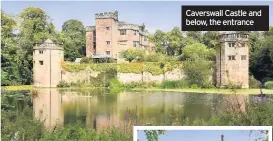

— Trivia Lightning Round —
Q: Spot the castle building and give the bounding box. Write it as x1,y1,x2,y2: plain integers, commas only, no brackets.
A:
216,31,249,88
33,39,64,87
86,11,155,62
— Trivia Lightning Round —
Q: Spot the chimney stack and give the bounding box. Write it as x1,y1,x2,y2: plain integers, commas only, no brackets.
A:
221,135,224,141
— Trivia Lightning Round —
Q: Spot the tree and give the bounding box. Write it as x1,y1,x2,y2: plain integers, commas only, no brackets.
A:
11,7,61,85
1,11,21,85
181,43,215,87
120,49,145,62
203,31,221,49
262,26,273,37
179,43,215,61
144,130,165,141
62,19,86,61
149,30,167,54
186,31,203,43
166,27,183,55
250,36,273,83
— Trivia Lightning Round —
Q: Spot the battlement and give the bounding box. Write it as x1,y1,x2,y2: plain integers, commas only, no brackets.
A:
118,23,139,30
95,11,118,20
220,31,249,42
86,26,96,32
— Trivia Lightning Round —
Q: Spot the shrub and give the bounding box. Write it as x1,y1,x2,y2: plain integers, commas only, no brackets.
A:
190,84,199,89
80,57,93,64
109,78,123,88
57,81,70,87
117,63,143,74
144,53,175,63
249,75,261,88
161,80,189,89
143,62,163,75
225,82,242,89
122,81,157,89
183,59,212,87
120,48,145,62
202,82,215,88
264,81,273,89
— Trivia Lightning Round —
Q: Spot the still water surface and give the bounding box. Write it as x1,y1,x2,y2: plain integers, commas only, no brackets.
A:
31,89,250,130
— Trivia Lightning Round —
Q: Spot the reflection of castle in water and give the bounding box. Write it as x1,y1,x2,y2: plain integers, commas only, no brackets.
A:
33,89,249,130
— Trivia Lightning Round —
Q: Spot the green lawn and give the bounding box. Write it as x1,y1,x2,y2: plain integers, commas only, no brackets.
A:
2,85,273,95
133,88,273,95
1,85,33,91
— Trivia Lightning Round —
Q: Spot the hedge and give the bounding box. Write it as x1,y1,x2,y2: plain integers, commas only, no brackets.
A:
61,61,182,75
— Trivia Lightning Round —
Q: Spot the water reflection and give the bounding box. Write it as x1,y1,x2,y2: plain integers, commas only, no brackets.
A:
32,89,250,130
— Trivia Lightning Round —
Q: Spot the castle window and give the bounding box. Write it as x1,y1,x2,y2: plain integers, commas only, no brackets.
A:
119,41,127,45
228,55,236,60
133,30,137,35
39,61,44,65
228,43,235,47
106,27,110,30
39,50,43,54
241,55,247,60
106,41,110,45
120,30,126,35
106,51,110,55
133,41,138,47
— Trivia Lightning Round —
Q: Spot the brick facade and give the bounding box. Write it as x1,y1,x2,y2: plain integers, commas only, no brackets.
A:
86,11,155,60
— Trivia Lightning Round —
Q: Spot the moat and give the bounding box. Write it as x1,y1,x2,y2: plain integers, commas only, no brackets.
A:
2,89,260,130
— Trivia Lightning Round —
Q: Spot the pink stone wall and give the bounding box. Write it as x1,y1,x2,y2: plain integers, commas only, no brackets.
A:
96,18,117,56
86,31,94,57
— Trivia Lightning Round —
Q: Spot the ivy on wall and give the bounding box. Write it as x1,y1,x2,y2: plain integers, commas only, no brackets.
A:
61,61,183,75
117,63,143,74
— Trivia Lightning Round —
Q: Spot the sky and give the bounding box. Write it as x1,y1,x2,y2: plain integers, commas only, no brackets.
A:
137,130,268,141
2,1,273,33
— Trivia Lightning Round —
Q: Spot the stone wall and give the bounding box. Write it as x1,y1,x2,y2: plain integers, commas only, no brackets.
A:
61,68,186,84
61,69,100,83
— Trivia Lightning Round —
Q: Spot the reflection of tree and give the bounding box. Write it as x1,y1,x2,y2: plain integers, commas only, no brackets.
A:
181,93,212,123
63,102,87,125
211,94,224,115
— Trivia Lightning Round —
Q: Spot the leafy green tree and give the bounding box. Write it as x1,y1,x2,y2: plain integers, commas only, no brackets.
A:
179,43,215,61
120,49,145,62
80,56,93,64
144,130,165,141
149,30,167,54
181,43,215,87
202,31,221,49
186,31,203,43
166,27,183,55
1,11,21,85
263,26,273,37
16,7,60,85
248,31,261,54
250,36,273,83
62,19,86,61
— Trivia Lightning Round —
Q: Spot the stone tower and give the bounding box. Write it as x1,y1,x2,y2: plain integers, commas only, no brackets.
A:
95,11,119,58
216,31,249,88
33,39,64,87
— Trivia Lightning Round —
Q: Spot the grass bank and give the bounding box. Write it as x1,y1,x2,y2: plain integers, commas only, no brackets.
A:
2,85,273,95
132,88,273,95
1,85,33,91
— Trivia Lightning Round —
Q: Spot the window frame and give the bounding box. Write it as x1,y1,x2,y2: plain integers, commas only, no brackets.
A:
120,29,126,35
